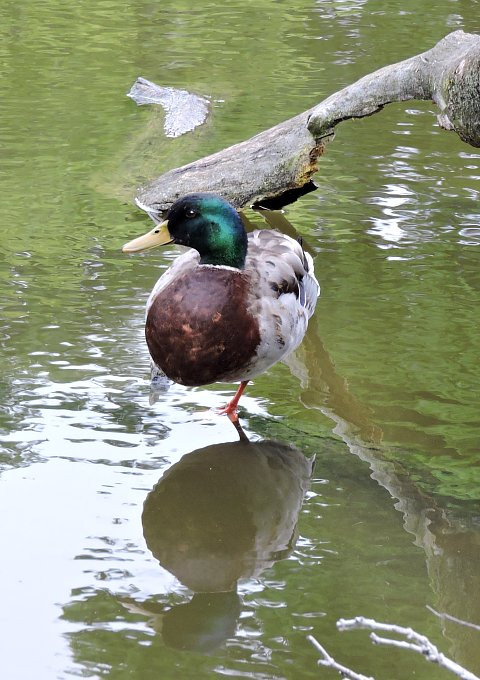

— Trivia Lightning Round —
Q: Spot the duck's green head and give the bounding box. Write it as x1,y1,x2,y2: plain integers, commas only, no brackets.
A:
123,194,248,269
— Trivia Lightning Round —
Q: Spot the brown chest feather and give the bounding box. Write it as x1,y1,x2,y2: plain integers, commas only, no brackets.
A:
146,267,261,386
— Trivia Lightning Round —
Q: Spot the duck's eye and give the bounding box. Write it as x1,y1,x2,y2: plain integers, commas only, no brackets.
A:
185,208,197,219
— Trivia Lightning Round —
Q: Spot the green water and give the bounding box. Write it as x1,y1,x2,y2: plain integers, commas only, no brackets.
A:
1,1,480,678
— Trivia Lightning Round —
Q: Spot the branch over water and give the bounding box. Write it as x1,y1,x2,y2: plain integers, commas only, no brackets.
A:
133,30,480,213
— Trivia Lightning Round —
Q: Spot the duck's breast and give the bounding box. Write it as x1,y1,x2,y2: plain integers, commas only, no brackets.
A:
146,266,261,386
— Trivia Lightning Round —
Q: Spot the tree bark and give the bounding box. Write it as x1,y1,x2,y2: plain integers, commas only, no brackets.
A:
135,30,480,214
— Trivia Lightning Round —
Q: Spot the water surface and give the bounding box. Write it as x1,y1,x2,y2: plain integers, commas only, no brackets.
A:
1,1,480,678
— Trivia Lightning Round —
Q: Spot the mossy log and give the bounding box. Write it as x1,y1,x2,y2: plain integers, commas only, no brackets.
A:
135,30,480,214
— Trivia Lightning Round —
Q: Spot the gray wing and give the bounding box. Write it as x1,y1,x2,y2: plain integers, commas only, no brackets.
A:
246,229,319,318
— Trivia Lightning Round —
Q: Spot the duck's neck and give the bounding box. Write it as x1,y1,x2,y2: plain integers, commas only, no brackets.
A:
199,218,248,269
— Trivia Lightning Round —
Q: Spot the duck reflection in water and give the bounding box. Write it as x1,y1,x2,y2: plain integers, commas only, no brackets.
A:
126,437,314,652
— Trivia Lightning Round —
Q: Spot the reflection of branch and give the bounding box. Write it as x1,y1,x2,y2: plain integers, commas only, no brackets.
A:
427,605,480,633
307,634,374,680
256,207,384,447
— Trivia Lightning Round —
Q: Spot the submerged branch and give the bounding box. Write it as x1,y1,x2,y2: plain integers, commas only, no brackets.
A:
336,617,480,680
309,616,480,680
127,77,210,138
307,635,374,680
134,30,480,213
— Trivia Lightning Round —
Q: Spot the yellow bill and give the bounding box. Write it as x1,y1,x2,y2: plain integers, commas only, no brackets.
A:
122,220,173,253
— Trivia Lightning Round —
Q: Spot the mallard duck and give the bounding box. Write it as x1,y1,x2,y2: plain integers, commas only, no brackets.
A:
122,193,319,422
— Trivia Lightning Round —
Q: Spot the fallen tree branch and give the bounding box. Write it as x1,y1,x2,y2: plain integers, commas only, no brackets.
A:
307,30,480,143
134,30,480,214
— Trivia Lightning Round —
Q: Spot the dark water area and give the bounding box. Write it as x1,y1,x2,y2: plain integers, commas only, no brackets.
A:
1,0,480,678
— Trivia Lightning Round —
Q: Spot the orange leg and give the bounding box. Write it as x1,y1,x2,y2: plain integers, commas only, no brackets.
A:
216,380,249,423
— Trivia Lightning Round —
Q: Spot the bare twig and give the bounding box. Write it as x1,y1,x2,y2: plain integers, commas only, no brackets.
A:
307,635,375,680
337,617,480,680
427,605,480,633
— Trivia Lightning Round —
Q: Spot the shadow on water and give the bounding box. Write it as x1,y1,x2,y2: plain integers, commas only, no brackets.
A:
121,438,314,653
